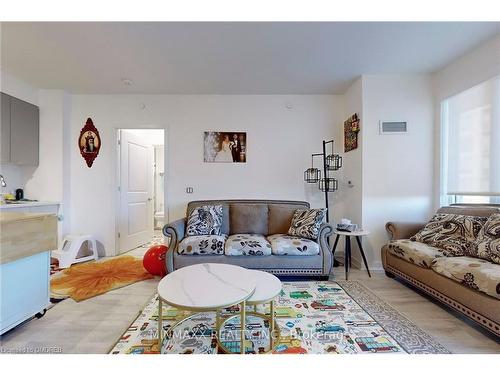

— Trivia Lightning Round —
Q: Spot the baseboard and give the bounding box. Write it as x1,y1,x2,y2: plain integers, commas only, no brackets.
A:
335,254,384,271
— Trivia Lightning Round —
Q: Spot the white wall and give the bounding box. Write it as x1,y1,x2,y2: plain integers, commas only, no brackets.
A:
24,90,67,202
338,78,363,225
360,75,434,269
0,71,39,195
6,34,496,265
433,35,500,102
0,76,73,243
330,78,363,262
154,144,165,215
332,75,434,270
24,90,73,239
0,71,439,268
0,71,38,105
432,34,500,207
0,164,24,195
0,72,72,239
69,95,343,255
62,92,72,235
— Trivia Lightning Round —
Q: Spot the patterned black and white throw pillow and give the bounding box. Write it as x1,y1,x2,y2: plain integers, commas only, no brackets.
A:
410,213,487,256
467,213,500,264
186,205,223,236
288,208,326,240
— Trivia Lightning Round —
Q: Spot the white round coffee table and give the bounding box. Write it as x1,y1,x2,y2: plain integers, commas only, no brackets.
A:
157,263,256,353
217,270,282,354
246,270,282,305
332,229,371,280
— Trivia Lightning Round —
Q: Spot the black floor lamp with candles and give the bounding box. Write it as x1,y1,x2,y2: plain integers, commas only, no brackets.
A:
303,139,342,264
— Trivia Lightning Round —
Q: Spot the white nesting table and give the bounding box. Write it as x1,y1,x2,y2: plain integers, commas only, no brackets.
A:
217,270,282,354
157,263,256,353
332,229,371,280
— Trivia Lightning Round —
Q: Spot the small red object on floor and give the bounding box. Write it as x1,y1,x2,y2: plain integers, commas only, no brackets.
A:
143,245,168,277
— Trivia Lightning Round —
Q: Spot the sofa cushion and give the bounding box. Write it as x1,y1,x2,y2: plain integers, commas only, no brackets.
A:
288,208,326,240
268,234,320,256
467,213,500,265
225,234,272,256
410,213,487,256
431,256,500,300
386,239,447,268
229,204,269,235
178,235,227,255
186,205,223,236
268,205,298,235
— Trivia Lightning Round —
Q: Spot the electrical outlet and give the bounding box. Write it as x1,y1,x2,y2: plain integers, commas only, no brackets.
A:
186,187,194,194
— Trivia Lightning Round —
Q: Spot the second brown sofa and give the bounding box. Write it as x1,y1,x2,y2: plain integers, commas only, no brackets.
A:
382,204,500,337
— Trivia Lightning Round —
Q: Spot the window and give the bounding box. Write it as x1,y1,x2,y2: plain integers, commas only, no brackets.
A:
441,76,500,205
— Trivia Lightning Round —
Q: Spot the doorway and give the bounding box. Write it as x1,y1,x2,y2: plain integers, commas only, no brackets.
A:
116,129,165,254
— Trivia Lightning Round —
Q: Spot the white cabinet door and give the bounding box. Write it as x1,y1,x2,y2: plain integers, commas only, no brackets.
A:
0,251,50,335
0,204,61,246
118,130,154,253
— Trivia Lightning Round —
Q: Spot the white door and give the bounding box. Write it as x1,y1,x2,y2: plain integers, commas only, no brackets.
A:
118,130,154,253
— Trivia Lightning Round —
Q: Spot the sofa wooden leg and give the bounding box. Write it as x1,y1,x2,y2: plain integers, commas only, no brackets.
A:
384,270,395,278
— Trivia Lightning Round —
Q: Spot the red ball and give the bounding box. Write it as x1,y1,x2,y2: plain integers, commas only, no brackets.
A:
143,245,168,277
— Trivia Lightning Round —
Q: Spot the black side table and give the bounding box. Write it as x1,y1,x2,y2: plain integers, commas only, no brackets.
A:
332,229,371,280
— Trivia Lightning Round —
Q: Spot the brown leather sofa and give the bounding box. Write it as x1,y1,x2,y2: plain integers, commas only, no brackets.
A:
382,205,500,337
164,199,333,278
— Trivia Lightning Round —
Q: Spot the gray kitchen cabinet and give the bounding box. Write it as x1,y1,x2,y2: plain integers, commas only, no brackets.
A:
1,93,11,163
10,96,39,165
0,93,39,166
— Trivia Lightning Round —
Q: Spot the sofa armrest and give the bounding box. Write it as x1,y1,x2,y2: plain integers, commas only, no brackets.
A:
318,223,334,275
163,218,186,273
163,218,186,244
385,221,425,240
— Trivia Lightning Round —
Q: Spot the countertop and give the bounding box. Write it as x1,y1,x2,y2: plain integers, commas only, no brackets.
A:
0,211,57,223
0,201,60,209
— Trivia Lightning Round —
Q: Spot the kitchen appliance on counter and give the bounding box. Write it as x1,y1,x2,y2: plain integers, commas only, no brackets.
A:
15,188,23,201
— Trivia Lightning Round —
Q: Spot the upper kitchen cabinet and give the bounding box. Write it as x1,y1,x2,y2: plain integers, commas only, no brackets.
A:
0,92,39,166
10,96,39,166
1,93,11,163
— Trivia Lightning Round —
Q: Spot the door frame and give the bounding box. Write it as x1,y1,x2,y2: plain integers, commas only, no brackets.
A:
114,127,168,256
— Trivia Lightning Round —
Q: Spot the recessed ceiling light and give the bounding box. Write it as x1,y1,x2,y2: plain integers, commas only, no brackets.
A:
121,78,133,86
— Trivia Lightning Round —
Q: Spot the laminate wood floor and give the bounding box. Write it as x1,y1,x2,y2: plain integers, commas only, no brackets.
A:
1,259,498,354
331,269,499,354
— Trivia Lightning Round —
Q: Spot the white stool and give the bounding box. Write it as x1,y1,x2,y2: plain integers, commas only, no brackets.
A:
52,235,98,268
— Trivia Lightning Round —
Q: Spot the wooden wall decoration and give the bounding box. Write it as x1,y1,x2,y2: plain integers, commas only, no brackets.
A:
78,118,101,167
344,113,360,152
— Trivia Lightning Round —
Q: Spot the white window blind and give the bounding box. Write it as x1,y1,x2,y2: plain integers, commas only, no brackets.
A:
441,76,500,200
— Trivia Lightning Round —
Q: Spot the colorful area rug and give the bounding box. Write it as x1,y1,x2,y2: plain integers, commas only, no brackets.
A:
51,256,154,302
109,280,450,354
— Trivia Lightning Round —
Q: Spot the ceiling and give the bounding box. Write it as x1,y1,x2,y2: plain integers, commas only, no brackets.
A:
1,22,499,94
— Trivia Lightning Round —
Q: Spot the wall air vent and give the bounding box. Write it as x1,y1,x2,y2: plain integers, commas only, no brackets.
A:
379,121,408,135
